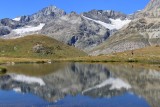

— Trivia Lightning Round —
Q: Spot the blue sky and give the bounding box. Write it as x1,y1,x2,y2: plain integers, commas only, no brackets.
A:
0,0,149,19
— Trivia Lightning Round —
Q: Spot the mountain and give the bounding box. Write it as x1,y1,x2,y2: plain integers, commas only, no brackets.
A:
90,0,160,55
20,5,66,24
41,12,110,52
0,34,87,58
0,6,66,38
134,0,160,18
81,10,131,33
0,6,130,52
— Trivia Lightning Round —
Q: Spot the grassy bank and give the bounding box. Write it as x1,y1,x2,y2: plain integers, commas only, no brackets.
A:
55,46,160,64
0,57,50,64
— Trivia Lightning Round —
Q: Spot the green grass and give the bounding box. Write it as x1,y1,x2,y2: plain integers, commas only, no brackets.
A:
0,34,87,59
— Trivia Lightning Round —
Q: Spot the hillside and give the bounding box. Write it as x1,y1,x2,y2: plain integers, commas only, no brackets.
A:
0,35,87,59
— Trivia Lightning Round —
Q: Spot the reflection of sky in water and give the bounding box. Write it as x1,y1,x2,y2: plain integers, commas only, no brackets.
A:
54,94,150,107
0,90,48,106
0,90,150,107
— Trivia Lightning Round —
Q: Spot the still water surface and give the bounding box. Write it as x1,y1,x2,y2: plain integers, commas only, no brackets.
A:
0,62,159,107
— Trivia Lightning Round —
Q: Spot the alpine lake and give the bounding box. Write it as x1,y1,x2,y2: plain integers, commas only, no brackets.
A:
0,62,159,107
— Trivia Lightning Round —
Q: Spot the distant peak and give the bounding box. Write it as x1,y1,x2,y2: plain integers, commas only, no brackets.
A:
41,5,58,12
44,5,57,10
34,5,66,17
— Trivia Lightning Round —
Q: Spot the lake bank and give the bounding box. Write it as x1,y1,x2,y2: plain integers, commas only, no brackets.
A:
0,54,159,65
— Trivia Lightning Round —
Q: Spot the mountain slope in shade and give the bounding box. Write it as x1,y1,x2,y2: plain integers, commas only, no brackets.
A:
0,34,87,58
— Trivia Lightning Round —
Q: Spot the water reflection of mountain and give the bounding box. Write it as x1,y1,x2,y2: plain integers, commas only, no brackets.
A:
0,63,160,107
104,63,160,107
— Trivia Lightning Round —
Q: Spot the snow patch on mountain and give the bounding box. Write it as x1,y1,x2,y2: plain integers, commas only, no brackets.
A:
13,23,45,35
82,15,131,30
13,17,21,21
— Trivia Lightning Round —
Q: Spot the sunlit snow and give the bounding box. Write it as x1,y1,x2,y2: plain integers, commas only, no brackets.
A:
82,15,131,30
13,17,21,21
13,23,45,34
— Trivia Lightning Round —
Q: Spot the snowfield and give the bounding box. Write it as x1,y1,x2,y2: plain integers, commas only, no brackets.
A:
82,15,131,30
13,23,45,35
13,17,21,21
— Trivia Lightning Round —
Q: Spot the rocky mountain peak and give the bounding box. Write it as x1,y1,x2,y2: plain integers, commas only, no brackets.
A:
39,5,65,16
144,0,160,17
82,10,128,23
20,5,66,24
134,0,160,18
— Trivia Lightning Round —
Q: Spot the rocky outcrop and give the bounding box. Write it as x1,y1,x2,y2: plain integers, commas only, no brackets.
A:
0,18,22,29
0,26,11,36
32,44,53,55
82,10,128,23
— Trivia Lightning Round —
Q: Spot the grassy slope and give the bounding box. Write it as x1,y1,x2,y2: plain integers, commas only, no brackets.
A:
0,35,87,60
58,46,160,64
0,35,159,64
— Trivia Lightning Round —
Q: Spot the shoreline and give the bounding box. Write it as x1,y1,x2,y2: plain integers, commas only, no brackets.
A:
0,55,159,65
